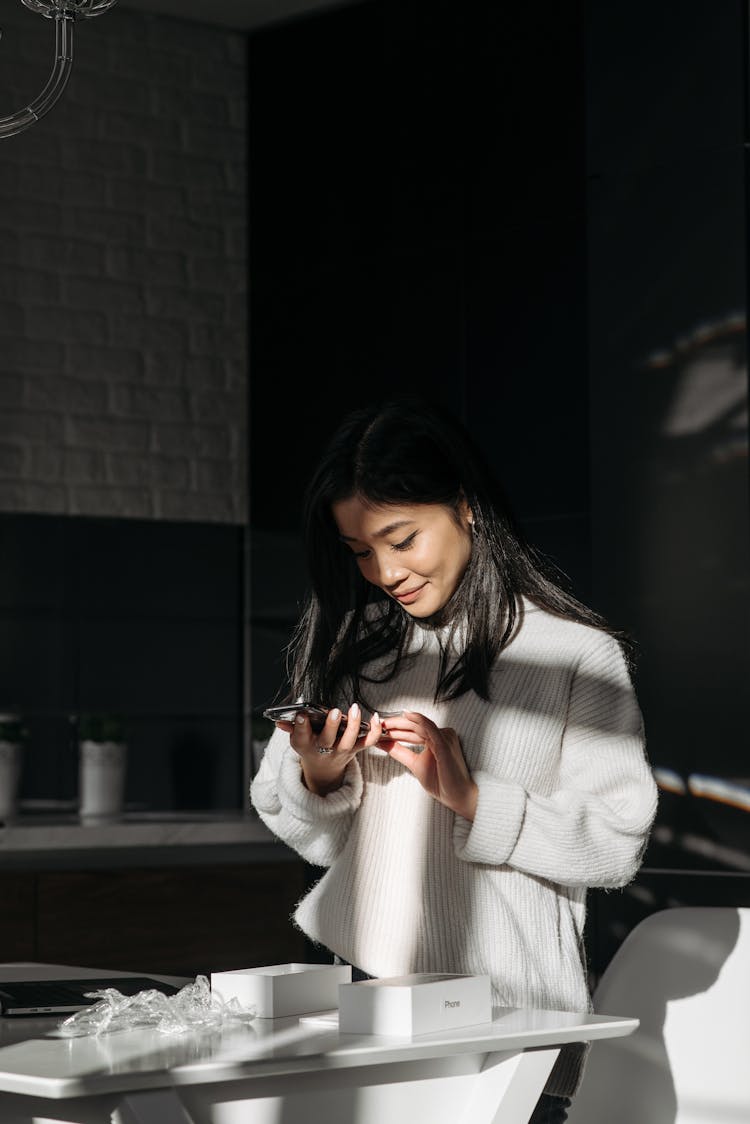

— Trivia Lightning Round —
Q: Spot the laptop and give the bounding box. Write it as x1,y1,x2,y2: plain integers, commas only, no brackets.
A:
0,975,182,1016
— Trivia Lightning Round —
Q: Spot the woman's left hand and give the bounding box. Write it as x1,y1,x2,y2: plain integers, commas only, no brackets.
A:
379,711,478,821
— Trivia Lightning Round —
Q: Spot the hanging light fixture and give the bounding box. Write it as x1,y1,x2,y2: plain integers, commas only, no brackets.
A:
0,0,116,140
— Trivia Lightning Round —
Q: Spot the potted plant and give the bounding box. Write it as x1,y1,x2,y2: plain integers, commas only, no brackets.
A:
78,713,125,745
76,712,127,824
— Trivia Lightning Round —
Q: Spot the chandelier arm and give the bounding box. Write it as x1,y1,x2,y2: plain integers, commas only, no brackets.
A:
0,13,75,139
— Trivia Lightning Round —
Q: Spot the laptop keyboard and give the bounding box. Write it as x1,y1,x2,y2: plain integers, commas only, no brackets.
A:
0,977,180,1014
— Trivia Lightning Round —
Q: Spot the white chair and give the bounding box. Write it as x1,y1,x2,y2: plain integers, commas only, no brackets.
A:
567,906,750,1124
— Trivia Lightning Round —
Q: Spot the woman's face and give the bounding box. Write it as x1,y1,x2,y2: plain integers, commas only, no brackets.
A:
332,496,474,618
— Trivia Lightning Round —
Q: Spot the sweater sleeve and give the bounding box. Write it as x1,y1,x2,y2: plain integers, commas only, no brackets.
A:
453,631,659,887
249,726,364,868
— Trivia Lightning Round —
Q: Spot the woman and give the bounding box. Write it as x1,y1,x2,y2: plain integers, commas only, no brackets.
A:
250,395,658,1123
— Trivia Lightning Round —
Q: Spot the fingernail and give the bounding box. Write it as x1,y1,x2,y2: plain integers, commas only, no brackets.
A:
296,714,306,724
330,708,341,720
350,702,360,717
373,711,380,725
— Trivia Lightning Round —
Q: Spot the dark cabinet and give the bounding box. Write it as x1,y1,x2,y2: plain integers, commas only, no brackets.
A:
0,861,307,977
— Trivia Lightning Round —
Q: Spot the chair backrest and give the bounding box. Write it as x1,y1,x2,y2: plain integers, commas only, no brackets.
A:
567,906,750,1124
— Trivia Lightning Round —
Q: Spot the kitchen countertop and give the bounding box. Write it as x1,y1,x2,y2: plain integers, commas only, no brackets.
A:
0,811,297,869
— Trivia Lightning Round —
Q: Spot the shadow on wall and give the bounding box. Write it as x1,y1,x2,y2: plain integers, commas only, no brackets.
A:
630,313,750,847
648,767,750,872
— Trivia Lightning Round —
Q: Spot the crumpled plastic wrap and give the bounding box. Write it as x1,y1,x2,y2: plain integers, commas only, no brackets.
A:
57,974,256,1037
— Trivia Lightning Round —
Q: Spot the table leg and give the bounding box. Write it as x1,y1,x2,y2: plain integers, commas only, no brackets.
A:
458,1047,560,1123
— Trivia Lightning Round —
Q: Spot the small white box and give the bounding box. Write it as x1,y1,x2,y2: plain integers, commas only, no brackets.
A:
211,962,352,1018
338,972,493,1036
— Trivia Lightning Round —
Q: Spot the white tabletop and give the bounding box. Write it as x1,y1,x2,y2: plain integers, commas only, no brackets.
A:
0,963,638,1101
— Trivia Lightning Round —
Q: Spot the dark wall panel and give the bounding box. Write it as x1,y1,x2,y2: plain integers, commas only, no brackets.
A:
585,0,750,888
0,514,244,811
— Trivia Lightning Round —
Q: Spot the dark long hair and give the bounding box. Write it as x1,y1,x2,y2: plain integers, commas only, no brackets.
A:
284,395,632,708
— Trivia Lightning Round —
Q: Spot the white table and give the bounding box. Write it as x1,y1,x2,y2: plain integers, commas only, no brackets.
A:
0,963,638,1124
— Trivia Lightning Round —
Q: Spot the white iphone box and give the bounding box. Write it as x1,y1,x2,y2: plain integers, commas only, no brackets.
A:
338,972,493,1036
210,962,352,1018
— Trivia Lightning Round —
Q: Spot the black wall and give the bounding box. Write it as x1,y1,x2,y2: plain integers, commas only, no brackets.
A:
248,0,590,710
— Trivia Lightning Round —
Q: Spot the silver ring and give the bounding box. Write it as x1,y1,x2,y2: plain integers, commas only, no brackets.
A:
317,745,333,755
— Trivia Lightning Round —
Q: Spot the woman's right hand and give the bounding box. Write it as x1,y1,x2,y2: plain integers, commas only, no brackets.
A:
275,704,384,796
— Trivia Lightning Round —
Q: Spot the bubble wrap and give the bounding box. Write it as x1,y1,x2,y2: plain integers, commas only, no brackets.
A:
58,974,256,1037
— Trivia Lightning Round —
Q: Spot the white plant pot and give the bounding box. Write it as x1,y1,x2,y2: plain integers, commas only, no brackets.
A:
79,739,127,824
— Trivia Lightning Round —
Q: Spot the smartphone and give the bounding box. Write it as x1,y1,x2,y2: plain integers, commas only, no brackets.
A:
262,703,370,739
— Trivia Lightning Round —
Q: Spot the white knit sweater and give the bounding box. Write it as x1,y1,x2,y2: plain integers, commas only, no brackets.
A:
250,603,658,1096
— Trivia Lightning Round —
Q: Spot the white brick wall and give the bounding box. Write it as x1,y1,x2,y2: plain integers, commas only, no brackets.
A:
0,2,247,523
